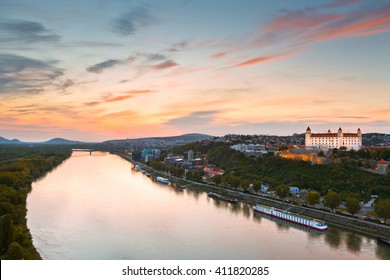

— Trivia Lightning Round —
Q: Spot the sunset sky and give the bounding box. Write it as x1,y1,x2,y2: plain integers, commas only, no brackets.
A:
1,0,390,142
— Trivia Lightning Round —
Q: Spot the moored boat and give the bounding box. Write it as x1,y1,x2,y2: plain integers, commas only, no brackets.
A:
253,204,328,231
208,192,238,203
377,237,390,246
156,176,169,184
134,165,141,171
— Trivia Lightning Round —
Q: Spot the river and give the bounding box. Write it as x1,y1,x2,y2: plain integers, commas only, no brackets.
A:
27,152,390,259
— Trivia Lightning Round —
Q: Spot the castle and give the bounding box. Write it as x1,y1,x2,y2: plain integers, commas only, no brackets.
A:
305,127,362,150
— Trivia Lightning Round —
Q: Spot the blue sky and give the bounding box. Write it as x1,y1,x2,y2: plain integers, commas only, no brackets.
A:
1,0,390,141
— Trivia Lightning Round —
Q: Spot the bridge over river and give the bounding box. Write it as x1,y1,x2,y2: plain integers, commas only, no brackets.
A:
71,148,95,155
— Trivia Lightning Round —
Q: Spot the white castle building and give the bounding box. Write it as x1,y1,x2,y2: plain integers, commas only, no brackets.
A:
305,127,362,150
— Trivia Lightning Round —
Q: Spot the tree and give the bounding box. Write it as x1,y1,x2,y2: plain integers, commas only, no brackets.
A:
318,151,325,157
226,174,240,189
0,214,14,254
324,190,341,213
5,242,24,260
306,191,321,207
252,180,261,193
346,197,361,216
275,184,290,200
212,174,222,185
241,179,250,192
375,199,390,224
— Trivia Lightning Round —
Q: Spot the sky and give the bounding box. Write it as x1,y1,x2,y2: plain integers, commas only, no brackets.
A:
1,0,390,142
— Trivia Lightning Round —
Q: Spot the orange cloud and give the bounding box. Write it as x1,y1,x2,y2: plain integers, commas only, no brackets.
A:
105,95,135,102
234,52,293,67
126,89,157,94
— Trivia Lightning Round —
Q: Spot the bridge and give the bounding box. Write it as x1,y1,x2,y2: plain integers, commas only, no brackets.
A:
72,148,95,155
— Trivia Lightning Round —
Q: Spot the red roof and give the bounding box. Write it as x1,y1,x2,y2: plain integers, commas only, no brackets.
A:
311,133,358,137
378,159,388,165
311,133,337,137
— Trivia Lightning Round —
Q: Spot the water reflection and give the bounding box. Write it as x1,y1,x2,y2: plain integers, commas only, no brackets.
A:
376,242,390,259
27,152,390,260
346,233,362,253
324,227,342,249
242,204,251,218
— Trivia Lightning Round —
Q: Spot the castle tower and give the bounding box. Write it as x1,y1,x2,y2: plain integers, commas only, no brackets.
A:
357,128,362,147
337,127,343,148
305,127,311,148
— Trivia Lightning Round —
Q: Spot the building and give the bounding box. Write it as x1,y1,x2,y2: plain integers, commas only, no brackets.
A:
305,127,362,150
280,147,328,165
203,167,224,177
141,149,161,162
377,159,389,175
188,150,194,160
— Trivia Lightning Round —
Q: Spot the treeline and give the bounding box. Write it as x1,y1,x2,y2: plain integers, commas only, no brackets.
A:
0,145,72,259
172,142,390,199
148,160,185,177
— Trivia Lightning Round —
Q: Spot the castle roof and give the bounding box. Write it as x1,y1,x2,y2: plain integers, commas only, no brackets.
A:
306,126,311,132
311,133,337,137
310,133,359,137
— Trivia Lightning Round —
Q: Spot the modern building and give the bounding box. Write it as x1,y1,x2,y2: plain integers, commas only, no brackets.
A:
305,127,362,150
141,149,161,162
188,150,194,160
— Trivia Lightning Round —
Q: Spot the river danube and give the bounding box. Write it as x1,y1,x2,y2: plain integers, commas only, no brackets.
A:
27,152,390,259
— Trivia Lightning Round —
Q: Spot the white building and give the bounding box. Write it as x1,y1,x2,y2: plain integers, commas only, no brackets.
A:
305,127,362,150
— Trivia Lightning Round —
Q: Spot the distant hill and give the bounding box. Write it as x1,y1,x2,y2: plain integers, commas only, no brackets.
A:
103,133,213,144
151,133,213,141
0,136,23,144
42,138,85,145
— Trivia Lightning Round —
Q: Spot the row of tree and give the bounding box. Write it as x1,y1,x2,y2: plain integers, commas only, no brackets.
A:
0,145,72,259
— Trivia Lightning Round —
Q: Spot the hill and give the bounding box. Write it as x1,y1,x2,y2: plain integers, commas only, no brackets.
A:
102,133,213,147
150,133,213,141
42,138,85,145
0,137,23,144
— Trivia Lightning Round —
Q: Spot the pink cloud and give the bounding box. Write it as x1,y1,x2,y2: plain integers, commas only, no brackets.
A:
259,4,390,46
234,52,294,68
153,60,178,70
210,52,228,59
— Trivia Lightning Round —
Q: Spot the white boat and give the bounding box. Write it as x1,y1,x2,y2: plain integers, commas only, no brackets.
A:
156,177,169,184
134,165,141,171
253,204,328,231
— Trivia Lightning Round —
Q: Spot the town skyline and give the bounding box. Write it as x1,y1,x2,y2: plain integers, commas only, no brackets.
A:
1,0,390,142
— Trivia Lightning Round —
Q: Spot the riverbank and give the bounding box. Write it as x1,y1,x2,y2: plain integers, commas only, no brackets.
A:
0,145,73,260
116,152,390,239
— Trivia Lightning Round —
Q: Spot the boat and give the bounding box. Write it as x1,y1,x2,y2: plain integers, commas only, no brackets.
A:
253,204,328,231
134,165,141,171
253,212,326,235
207,192,238,203
156,176,169,184
377,237,390,246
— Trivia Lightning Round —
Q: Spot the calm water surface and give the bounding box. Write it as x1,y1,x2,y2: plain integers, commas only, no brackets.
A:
27,152,390,259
